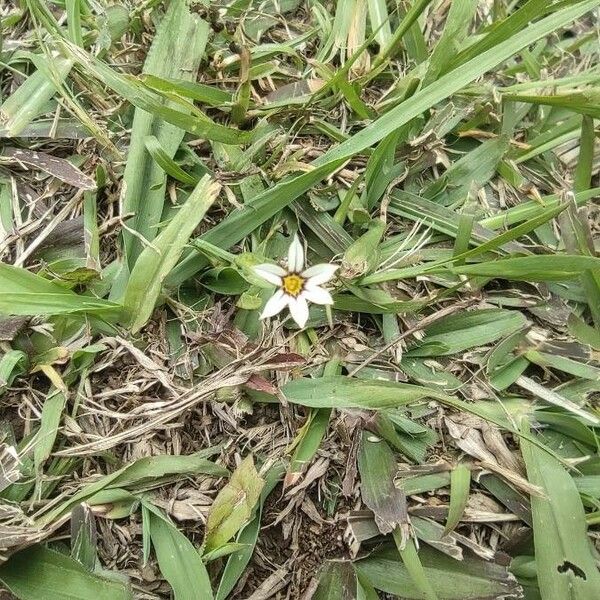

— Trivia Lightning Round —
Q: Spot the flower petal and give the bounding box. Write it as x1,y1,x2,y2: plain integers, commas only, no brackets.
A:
287,234,304,272
303,285,333,305
288,296,309,328
302,263,338,286
260,290,288,319
253,263,286,286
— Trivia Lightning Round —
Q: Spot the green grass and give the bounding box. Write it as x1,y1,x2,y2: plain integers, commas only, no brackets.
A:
0,0,599,598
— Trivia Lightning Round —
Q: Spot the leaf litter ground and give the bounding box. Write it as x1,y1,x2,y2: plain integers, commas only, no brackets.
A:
0,1,600,599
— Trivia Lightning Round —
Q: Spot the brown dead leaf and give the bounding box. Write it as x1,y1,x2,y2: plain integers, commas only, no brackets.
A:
1,147,96,189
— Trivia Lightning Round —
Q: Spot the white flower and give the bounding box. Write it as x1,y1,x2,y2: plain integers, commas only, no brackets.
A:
253,235,338,328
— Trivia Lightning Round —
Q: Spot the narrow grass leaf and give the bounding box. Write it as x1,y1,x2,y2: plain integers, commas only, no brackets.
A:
61,42,250,146
406,309,526,357
516,375,599,425
288,408,332,484
0,350,28,394
38,451,227,525
355,545,521,599
114,2,209,267
144,135,200,186
70,504,98,571
140,75,233,107
443,464,471,535
503,90,600,118
568,314,600,350
313,561,359,599
122,176,220,332
0,58,73,137
364,201,568,284
423,0,478,85
33,390,67,471
449,255,600,281
392,532,438,600
574,116,595,193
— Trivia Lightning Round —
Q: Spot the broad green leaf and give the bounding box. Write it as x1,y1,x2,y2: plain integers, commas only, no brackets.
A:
204,455,264,553
406,309,527,357
313,561,359,599
144,503,213,600
0,545,132,600
355,545,522,599
122,175,220,332
215,463,285,600
358,431,406,534
282,376,451,409
521,422,600,599
0,263,120,317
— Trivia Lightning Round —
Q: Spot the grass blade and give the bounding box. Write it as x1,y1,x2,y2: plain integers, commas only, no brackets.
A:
168,0,598,285
116,2,209,267
392,532,438,600
122,176,220,332
0,58,73,137
38,451,227,525
443,464,471,535
448,255,600,281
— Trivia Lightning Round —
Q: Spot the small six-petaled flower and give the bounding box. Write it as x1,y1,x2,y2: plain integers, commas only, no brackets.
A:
253,235,338,328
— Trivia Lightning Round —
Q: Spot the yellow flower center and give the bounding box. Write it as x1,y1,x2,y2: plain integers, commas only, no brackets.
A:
282,273,304,297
